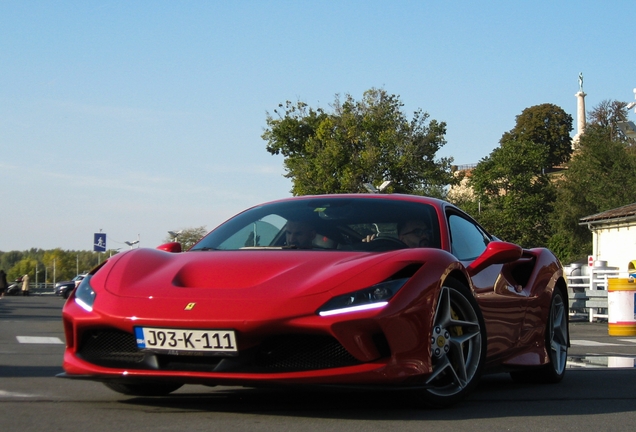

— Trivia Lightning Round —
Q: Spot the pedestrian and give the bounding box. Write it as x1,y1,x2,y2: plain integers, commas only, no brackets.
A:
21,273,30,296
0,269,7,299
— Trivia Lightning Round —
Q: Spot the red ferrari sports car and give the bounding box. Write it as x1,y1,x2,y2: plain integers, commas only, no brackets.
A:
60,194,569,407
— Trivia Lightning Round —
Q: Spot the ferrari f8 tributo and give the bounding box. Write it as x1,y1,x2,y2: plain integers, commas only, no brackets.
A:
60,194,569,407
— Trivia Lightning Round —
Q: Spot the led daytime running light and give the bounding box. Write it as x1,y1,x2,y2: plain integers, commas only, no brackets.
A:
317,277,408,317
318,302,388,317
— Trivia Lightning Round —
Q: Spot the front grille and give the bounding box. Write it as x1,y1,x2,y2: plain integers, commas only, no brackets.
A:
253,334,360,371
158,354,224,372
76,329,363,372
78,329,145,367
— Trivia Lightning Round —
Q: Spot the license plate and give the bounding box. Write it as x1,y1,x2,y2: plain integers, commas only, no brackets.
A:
134,327,238,355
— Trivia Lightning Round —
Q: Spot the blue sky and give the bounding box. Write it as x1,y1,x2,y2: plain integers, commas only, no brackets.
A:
1,1,635,251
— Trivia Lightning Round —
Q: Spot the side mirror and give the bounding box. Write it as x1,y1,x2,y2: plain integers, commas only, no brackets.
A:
466,241,522,276
157,242,182,253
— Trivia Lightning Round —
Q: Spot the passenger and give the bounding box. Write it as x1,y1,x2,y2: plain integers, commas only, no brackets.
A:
397,220,431,248
285,220,316,249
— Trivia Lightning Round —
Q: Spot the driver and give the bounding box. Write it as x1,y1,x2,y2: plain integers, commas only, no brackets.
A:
398,220,431,248
285,220,316,249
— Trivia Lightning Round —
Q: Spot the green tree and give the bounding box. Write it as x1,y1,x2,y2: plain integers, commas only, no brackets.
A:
500,103,573,168
467,139,556,247
42,249,76,282
0,250,24,273
587,99,629,138
263,88,457,196
1,248,103,286
549,123,636,263
163,226,208,251
7,257,38,282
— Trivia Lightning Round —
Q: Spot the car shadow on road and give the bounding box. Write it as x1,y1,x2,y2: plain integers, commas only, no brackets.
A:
118,369,636,420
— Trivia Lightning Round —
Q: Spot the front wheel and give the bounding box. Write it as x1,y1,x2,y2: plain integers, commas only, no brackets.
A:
510,289,568,383
417,278,486,407
104,381,183,396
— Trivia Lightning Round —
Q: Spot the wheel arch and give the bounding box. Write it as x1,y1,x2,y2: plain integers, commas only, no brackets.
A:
443,269,473,295
418,266,488,407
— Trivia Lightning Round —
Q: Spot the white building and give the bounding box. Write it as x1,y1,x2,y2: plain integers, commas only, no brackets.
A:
580,203,636,273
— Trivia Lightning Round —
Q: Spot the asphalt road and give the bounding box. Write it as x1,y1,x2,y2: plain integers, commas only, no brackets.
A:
1,295,636,432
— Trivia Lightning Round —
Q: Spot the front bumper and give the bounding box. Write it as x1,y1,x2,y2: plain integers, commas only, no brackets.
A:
61,280,439,387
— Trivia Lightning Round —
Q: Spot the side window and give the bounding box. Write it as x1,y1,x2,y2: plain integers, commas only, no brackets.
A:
217,215,286,249
448,214,489,261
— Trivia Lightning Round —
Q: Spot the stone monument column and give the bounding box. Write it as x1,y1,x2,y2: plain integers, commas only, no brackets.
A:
573,73,586,145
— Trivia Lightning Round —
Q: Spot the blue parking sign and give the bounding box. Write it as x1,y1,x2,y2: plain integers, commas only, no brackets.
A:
94,233,107,252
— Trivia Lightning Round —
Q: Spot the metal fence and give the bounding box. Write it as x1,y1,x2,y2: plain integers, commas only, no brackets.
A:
566,267,625,322
6,283,58,296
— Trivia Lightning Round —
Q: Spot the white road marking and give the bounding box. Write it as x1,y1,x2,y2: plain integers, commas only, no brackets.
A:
570,339,623,346
16,336,64,344
619,339,636,343
0,390,37,398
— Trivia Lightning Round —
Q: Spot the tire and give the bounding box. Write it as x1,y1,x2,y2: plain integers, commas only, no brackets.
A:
417,277,486,408
510,289,568,384
104,381,183,396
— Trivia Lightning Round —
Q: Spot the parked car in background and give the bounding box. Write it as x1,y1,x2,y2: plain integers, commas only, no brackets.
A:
55,274,87,299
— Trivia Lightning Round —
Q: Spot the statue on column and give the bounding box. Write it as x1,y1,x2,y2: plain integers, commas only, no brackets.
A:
578,73,584,92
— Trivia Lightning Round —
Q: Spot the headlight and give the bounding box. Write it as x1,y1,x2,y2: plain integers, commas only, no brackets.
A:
317,278,409,317
74,275,96,312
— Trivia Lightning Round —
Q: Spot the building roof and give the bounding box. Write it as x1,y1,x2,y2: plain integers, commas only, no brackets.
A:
580,202,636,225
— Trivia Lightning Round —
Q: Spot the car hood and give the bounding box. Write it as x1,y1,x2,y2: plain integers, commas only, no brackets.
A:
94,247,425,301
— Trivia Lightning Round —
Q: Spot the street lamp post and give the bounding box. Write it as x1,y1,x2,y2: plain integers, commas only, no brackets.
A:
363,180,391,193
168,230,183,242
125,240,140,249
617,88,636,139
125,234,140,249
628,88,636,112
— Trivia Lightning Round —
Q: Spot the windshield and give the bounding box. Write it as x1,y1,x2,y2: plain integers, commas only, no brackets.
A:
191,197,441,252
